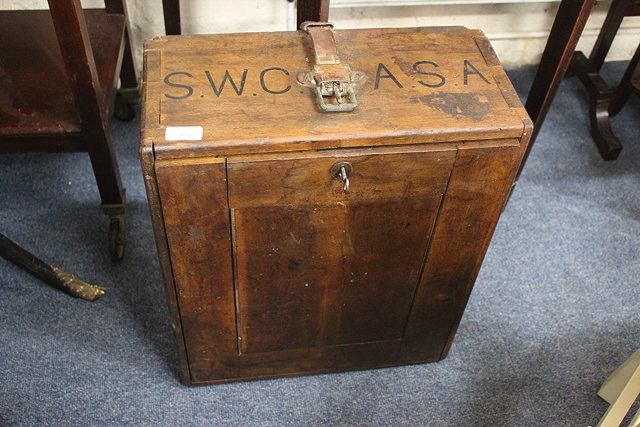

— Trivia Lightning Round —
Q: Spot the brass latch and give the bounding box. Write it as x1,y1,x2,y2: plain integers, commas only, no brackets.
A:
300,22,358,112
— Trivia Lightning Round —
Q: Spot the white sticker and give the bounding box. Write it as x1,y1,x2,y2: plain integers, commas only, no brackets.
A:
165,126,204,141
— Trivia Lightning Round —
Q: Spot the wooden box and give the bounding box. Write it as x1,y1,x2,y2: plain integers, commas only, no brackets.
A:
140,24,531,385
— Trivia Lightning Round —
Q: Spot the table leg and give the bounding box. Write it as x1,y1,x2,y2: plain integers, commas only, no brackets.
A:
567,0,636,159
609,42,640,115
587,0,631,72
519,0,596,178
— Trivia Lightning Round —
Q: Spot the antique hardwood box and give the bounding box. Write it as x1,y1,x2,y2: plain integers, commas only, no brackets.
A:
140,24,531,385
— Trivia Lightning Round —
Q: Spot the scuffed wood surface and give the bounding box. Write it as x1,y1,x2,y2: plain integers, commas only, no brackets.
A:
143,27,528,158
141,25,532,385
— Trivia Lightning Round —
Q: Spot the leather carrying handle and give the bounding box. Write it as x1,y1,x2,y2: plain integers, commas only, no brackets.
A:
300,22,340,65
300,21,358,112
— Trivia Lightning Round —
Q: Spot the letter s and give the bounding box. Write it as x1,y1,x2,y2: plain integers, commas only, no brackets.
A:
164,72,194,99
413,61,446,88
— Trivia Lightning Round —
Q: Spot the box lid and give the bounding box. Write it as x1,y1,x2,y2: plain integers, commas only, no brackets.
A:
141,26,530,159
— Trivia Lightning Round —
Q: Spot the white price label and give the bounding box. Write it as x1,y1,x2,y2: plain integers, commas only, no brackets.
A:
165,126,204,141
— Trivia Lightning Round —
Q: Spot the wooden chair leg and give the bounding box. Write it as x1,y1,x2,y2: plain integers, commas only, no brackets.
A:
597,348,640,427
587,0,632,72
162,0,181,35
609,42,640,115
570,51,623,160
105,0,139,121
566,0,640,160
297,0,330,27
48,0,126,260
519,0,596,178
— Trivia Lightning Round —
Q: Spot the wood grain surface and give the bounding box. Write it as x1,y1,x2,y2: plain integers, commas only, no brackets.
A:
227,146,455,208
0,9,124,137
154,159,238,383
141,25,532,385
142,27,528,159
233,195,443,354
400,144,526,362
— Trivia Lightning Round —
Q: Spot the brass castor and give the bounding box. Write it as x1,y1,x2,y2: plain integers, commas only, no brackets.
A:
108,215,125,262
113,87,139,122
102,192,126,262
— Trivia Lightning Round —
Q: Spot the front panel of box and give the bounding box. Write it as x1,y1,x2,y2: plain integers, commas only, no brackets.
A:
228,148,455,355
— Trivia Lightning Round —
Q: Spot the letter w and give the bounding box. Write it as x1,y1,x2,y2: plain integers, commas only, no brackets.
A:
205,69,248,96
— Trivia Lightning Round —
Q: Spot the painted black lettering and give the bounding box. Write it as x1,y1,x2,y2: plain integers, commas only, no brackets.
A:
413,61,446,88
259,67,291,94
374,63,403,89
205,69,248,96
163,71,194,99
463,60,491,85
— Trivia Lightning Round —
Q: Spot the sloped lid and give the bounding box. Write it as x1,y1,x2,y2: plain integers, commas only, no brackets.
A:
142,26,529,158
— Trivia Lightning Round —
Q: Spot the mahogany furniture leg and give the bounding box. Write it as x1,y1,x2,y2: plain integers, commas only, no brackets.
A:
519,0,596,177
587,0,631,72
162,0,182,35
0,232,105,301
609,43,640,115
297,0,330,26
570,51,623,159
105,0,139,121
160,0,328,35
48,0,126,261
119,40,138,90
570,44,640,160
113,40,140,122
568,0,639,160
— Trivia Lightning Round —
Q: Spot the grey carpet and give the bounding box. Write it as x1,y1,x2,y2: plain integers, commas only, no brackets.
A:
0,63,638,426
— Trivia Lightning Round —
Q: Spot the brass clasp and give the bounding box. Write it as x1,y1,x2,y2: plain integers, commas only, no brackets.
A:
301,21,359,112
315,81,357,112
